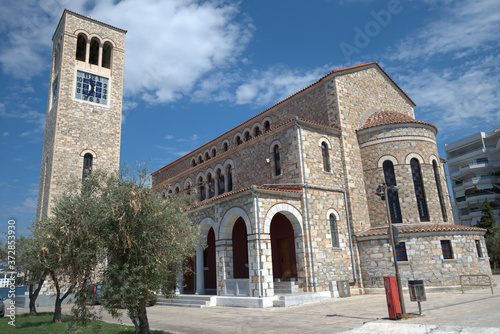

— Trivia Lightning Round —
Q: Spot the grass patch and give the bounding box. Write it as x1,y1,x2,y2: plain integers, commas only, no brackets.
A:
492,268,500,275
0,312,170,333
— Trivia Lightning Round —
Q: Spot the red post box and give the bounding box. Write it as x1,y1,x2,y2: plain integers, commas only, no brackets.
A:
384,276,402,320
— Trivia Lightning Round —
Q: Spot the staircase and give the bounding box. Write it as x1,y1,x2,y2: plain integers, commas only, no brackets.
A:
274,280,300,294
157,295,216,308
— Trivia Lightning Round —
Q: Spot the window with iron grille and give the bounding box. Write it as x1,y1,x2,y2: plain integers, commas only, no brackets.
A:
329,214,339,248
433,161,448,221
411,158,429,221
321,142,330,172
475,240,483,258
82,153,93,181
382,160,402,223
395,242,408,261
441,240,453,259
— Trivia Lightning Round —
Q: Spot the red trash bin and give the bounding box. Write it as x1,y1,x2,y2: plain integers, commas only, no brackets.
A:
384,276,402,320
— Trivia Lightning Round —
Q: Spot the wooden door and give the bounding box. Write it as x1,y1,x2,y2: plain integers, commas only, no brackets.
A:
279,238,291,281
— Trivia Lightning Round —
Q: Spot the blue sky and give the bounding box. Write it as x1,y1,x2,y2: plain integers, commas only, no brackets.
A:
1,0,499,236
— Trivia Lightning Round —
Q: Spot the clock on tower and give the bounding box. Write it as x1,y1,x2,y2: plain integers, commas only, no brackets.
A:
36,10,127,220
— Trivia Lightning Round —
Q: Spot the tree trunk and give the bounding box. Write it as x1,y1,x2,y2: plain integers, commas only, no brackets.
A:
28,277,45,316
130,304,150,334
53,297,63,324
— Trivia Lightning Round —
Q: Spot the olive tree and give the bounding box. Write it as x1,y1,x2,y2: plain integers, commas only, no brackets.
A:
35,165,200,333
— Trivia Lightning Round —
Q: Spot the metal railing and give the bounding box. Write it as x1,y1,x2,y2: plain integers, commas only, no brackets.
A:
459,274,494,294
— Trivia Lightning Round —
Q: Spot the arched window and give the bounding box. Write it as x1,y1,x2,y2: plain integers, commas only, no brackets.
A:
223,142,228,152
212,148,216,157
264,121,270,132
244,131,251,141
329,214,339,248
185,182,191,196
89,37,100,66
321,142,330,172
82,153,93,181
175,186,180,194
205,152,210,160
192,159,197,167
254,127,261,137
383,160,402,224
236,136,242,145
217,169,225,195
102,42,112,69
411,158,429,221
198,156,203,164
273,145,281,176
76,34,87,61
198,177,205,202
433,161,448,221
226,165,233,192
207,173,215,198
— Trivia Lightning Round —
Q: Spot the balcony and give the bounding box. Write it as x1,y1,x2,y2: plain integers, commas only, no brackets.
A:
447,146,484,165
450,160,500,178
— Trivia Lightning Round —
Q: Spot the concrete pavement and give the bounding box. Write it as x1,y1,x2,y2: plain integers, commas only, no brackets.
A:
14,276,500,333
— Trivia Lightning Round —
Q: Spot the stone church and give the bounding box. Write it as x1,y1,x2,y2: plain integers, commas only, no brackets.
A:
37,10,491,306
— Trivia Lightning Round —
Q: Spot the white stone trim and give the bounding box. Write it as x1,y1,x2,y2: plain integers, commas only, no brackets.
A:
318,137,332,149
429,155,439,165
377,155,398,167
199,217,218,238
359,135,436,149
204,168,215,178
220,207,251,239
221,139,230,152
210,145,218,157
80,149,97,158
233,132,243,145
252,123,262,136
326,208,340,221
269,140,282,153
184,178,192,189
263,203,303,236
262,116,272,130
405,153,424,164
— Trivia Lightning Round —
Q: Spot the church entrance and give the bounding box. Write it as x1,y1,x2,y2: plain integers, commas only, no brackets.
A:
204,227,216,290
270,213,297,281
232,218,249,278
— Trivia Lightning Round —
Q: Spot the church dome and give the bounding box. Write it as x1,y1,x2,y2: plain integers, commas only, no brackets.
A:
358,110,437,133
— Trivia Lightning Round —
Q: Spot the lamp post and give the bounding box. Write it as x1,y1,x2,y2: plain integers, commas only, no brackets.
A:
376,183,406,316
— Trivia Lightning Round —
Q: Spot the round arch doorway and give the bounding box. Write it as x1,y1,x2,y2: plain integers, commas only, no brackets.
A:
270,213,298,281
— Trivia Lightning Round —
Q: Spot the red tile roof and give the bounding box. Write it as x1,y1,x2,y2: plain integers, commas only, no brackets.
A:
357,110,438,133
186,185,302,210
357,224,486,238
152,62,412,176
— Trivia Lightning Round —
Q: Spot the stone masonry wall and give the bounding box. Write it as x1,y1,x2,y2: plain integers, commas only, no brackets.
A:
333,66,415,235
357,232,491,288
358,124,452,226
37,11,125,219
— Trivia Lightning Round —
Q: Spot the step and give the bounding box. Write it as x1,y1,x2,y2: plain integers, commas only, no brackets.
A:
157,295,215,308
272,291,331,307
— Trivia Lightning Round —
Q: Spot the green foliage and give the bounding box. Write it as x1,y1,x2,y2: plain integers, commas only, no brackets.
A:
485,223,500,259
33,163,200,333
477,198,496,236
0,312,170,334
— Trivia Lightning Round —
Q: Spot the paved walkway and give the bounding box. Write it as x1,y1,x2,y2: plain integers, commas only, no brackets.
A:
15,276,500,333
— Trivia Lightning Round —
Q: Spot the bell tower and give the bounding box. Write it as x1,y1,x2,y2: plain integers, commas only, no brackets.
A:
36,10,127,220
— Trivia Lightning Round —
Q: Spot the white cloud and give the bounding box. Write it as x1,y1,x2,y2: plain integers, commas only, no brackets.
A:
90,0,254,103
389,0,500,61
0,103,46,141
396,56,500,140
164,135,174,140
2,132,8,136
13,197,37,214
234,66,330,106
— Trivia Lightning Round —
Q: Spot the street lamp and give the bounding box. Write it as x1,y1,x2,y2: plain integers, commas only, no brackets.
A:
376,183,406,316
